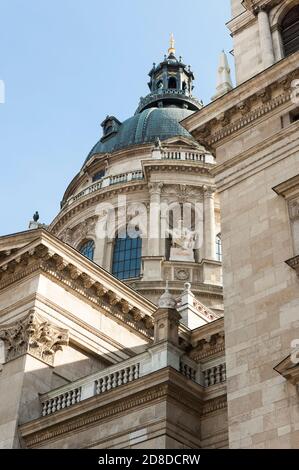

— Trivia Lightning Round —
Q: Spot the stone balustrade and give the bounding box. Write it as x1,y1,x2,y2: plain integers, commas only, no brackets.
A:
62,170,144,208
40,350,226,418
62,148,215,209
180,361,197,382
135,89,203,114
41,388,81,416
162,150,206,162
95,363,140,394
40,356,144,417
152,147,215,164
202,363,226,387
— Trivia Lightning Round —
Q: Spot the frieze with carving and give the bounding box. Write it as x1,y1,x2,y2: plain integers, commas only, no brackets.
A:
174,269,190,281
190,332,225,362
161,184,204,204
0,242,154,339
0,310,69,365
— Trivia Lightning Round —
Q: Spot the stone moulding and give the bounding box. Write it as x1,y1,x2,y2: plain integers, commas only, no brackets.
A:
50,182,146,235
274,352,299,385
215,92,289,143
0,237,155,340
0,309,69,366
181,54,299,154
19,368,212,448
285,255,299,276
242,0,282,14
189,331,225,362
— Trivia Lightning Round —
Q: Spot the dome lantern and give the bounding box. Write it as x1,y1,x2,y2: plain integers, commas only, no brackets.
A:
136,35,203,115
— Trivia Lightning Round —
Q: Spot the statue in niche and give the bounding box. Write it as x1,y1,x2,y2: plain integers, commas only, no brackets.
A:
167,219,197,262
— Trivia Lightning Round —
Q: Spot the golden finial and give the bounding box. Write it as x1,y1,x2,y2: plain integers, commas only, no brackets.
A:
168,33,176,55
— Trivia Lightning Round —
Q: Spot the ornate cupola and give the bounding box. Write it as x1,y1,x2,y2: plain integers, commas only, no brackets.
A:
135,34,203,114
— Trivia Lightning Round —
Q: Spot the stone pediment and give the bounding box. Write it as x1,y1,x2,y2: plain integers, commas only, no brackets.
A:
0,230,42,262
161,135,203,149
0,229,155,340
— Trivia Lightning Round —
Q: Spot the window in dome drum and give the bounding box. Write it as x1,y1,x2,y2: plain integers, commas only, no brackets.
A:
112,233,142,280
92,170,105,182
281,6,299,57
79,240,95,261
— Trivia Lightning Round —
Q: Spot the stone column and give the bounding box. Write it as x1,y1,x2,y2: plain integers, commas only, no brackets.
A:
203,186,216,260
103,239,114,271
257,8,275,69
194,196,204,263
148,183,163,256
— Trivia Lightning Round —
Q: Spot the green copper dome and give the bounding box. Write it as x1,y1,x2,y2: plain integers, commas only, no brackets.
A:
85,107,195,162
85,42,203,164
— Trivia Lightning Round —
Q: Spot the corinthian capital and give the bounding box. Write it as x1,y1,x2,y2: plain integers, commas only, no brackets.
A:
242,0,281,14
148,182,164,195
0,310,69,366
203,185,216,198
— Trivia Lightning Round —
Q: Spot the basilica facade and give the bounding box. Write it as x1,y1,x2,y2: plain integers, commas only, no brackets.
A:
0,0,298,449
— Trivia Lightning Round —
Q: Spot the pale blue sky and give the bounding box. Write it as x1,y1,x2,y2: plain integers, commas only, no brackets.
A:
0,0,233,235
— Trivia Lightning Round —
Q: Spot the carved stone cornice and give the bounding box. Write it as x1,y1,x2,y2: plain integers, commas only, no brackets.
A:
274,352,299,385
192,298,221,323
202,395,227,416
161,184,204,203
182,55,299,154
285,255,299,276
189,331,225,362
0,310,69,365
20,368,204,448
143,161,212,180
272,174,299,200
205,86,292,148
0,238,154,340
242,0,281,14
50,182,146,236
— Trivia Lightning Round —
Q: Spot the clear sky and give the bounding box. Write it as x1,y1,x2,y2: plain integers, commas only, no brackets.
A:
0,0,233,236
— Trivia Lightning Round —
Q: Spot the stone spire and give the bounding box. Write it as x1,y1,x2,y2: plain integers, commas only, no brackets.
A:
212,51,233,101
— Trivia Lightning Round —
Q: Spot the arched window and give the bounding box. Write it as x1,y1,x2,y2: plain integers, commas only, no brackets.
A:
281,5,299,57
79,239,95,261
92,169,105,182
156,80,163,90
112,231,142,280
216,234,222,262
168,77,177,89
